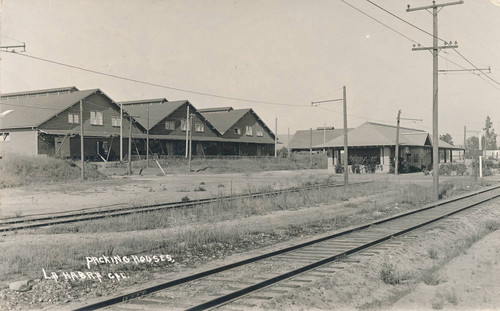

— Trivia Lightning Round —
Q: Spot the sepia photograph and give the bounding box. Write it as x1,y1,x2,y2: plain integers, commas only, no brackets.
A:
1,0,500,310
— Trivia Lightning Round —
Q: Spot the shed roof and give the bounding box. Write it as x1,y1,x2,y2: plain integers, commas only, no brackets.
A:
120,100,187,131
0,89,99,129
289,129,349,149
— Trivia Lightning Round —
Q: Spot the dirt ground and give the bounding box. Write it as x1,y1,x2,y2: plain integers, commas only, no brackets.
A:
0,168,483,219
391,225,500,310
0,169,391,219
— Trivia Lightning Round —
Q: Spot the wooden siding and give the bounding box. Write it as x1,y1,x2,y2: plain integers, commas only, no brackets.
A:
39,93,141,136
221,111,274,144
149,103,219,139
0,129,38,156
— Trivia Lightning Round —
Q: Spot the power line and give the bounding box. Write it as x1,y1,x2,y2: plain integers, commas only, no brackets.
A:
2,51,310,108
339,0,420,45
364,0,446,43
356,0,500,91
0,34,25,44
452,48,500,86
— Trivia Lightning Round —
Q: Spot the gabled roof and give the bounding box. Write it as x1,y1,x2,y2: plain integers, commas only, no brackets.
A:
1,86,79,100
289,128,349,149
200,108,250,135
320,122,463,150
0,89,99,129
120,100,187,131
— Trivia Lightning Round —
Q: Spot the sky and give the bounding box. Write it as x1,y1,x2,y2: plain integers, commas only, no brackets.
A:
1,0,499,145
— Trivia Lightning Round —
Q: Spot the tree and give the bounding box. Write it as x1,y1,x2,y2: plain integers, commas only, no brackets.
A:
484,116,497,150
439,133,454,145
464,136,478,158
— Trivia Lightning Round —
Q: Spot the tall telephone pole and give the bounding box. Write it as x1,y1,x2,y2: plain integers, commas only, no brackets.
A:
395,110,401,176
80,99,84,180
407,0,462,200
395,111,422,175
311,85,348,186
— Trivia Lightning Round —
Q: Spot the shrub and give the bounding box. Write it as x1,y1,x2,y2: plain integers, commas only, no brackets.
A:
0,153,105,188
438,163,467,176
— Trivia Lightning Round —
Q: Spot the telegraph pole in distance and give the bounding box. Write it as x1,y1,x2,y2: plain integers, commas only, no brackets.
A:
311,85,348,185
80,99,84,180
120,103,123,162
128,116,132,175
395,111,422,175
407,0,462,201
463,125,466,161
309,128,313,168
185,105,190,158
395,110,401,176
146,106,150,169
274,117,278,158
342,86,348,186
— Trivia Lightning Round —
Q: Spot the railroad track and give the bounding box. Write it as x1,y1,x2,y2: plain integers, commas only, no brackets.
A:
0,181,366,232
69,184,500,311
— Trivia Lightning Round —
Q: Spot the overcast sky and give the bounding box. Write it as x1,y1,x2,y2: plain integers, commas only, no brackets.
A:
1,0,499,144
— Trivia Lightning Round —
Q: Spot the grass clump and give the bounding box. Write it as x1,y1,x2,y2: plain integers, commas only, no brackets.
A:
0,153,105,188
380,262,411,285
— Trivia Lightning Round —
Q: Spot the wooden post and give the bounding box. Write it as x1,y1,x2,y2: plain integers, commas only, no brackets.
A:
120,103,123,162
185,105,189,158
128,116,132,175
309,128,313,168
146,106,150,169
80,99,84,180
395,109,401,175
343,86,348,185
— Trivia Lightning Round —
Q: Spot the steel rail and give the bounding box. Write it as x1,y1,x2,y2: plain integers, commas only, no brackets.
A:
0,181,370,232
70,184,500,311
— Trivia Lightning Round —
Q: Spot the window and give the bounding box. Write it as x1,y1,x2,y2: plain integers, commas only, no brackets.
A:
246,126,253,136
195,123,204,132
0,132,10,142
412,154,419,164
90,111,103,125
111,116,121,127
181,119,187,131
256,130,263,137
68,113,79,124
234,128,241,135
165,121,175,130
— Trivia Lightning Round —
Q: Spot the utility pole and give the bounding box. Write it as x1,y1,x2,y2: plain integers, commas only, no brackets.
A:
463,125,466,161
146,106,150,169
274,117,278,158
323,123,326,153
185,105,190,158
343,86,348,186
311,85,348,186
395,111,422,175
120,103,123,162
188,114,193,172
287,127,291,158
395,110,401,176
479,130,483,178
80,100,84,180
128,116,132,175
310,128,313,168
407,0,462,201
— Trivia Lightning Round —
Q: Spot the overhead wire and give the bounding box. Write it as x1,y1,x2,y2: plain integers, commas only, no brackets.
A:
2,51,309,108
360,0,500,90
